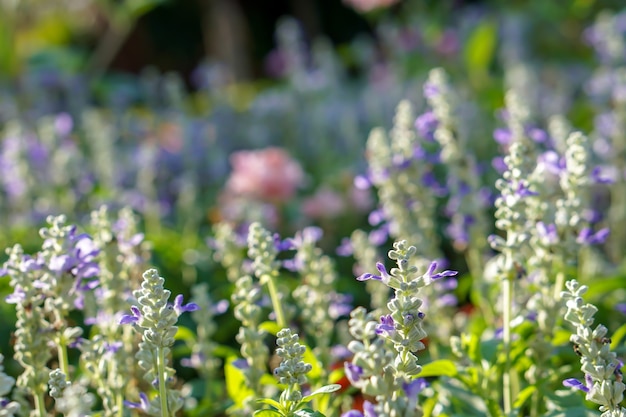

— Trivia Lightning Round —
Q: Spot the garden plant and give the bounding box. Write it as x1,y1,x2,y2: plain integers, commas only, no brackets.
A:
1,1,626,417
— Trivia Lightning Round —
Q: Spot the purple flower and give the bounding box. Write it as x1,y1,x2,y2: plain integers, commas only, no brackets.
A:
563,378,590,393
336,237,353,257
354,174,373,190
5,286,26,304
104,341,123,354
368,209,386,226
423,261,458,284
528,128,549,143
493,128,513,145
274,233,295,252
124,392,151,411
591,166,614,184
375,315,396,337
232,358,250,370
403,377,428,396
342,411,364,417
368,226,389,246
492,156,507,174
515,182,538,198
539,151,565,176
423,81,439,99
577,227,610,245
173,294,200,316
181,352,206,369
356,262,391,283
415,111,438,141
363,401,378,417
329,293,353,319
344,362,364,385
536,222,559,244
120,306,142,325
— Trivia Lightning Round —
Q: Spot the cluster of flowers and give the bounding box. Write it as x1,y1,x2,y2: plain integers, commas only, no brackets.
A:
2,6,626,417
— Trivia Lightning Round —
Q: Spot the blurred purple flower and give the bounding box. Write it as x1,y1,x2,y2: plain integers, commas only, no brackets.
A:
403,377,428,396
493,128,513,145
124,392,151,411
537,222,559,244
415,111,438,141
591,166,614,184
336,237,354,257
515,182,538,198
577,227,610,245
344,362,364,385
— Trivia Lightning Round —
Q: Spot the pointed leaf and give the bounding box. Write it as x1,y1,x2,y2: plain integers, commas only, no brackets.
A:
464,20,497,79
513,385,537,408
224,357,254,407
418,360,458,378
259,321,282,335
301,384,342,402
254,410,283,417
294,409,325,417
174,325,196,343
303,346,323,380
257,398,282,410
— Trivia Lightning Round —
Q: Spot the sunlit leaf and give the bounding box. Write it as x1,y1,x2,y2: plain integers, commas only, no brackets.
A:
224,357,255,407
418,360,458,378
513,385,537,408
301,384,341,402
254,410,282,417
464,20,497,80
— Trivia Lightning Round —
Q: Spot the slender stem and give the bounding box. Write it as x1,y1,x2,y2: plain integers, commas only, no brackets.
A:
553,270,565,301
502,269,513,415
158,347,170,417
34,389,47,417
57,337,70,377
265,273,287,329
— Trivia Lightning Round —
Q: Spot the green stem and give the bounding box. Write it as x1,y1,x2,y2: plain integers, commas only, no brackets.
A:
158,347,170,417
502,268,513,415
57,337,70,377
265,273,287,329
553,270,565,301
34,389,47,417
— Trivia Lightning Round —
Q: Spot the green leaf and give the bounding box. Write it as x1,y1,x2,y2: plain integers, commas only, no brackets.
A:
259,321,282,335
224,357,255,407
257,398,282,409
584,275,626,299
174,325,196,344
303,346,323,380
301,384,341,402
611,322,626,350
126,0,167,17
294,409,325,417
512,385,537,408
464,20,497,79
485,397,504,417
254,410,283,417
551,329,573,346
418,360,458,378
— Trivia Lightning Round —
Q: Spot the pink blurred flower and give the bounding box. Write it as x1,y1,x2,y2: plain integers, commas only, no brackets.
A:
344,0,400,12
302,187,346,219
226,147,305,203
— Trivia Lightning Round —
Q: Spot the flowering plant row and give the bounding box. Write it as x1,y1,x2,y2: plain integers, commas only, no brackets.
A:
2,5,626,417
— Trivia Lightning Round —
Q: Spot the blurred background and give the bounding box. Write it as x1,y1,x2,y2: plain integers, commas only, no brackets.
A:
2,0,624,91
